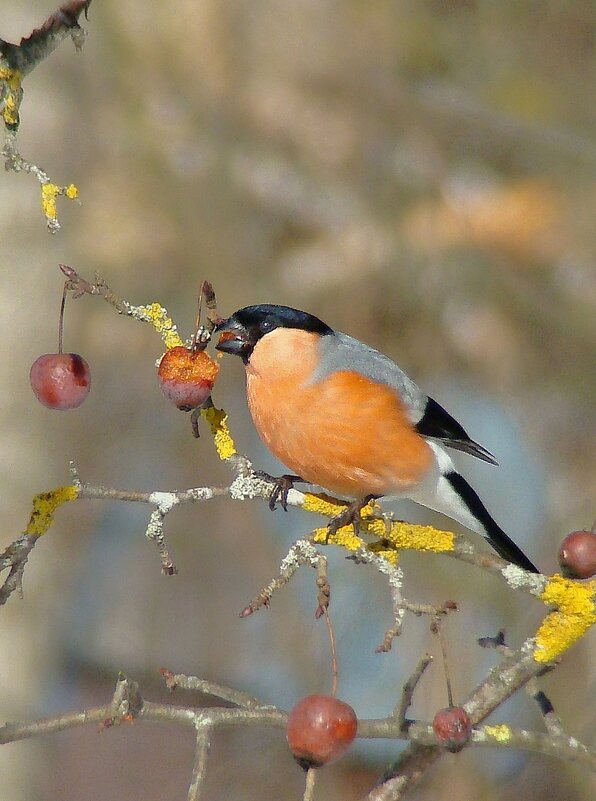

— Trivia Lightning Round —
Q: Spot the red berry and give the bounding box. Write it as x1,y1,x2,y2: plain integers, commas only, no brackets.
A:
559,530,596,579
432,707,472,752
286,694,357,769
158,346,219,411
30,353,91,410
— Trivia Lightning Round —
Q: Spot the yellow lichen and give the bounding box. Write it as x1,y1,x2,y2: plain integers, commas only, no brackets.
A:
40,182,79,226
41,183,60,221
0,67,21,86
0,67,22,126
130,303,184,349
534,574,596,663
301,493,350,519
303,495,453,561
484,724,511,743
3,91,20,126
312,525,365,552
360,517,390,538
25,485,80,536
384,521,455,553
367,540,400,565
201,407,237,461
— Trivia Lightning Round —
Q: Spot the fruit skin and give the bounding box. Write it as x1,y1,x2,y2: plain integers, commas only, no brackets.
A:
432,706,472,753
158,346,220,411
286,694,357,769
558,530,596,579
30,353,91,410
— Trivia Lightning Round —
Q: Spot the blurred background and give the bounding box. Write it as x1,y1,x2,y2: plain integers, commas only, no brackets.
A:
0,1,594,799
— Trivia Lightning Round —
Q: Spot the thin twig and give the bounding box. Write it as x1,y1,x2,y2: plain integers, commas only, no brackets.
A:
478,630,564,736
303,768,318,801
393,655,433,731
187,726,211,801
159,669,268,710
240,540,326,617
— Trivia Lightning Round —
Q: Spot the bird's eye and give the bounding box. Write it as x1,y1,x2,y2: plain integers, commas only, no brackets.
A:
260,320,274,332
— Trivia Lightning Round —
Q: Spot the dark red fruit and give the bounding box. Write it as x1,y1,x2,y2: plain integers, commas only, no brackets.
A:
286,694,357,769
558,530,596,579
432,706,472,752
30,353,91,410
158,346,219,411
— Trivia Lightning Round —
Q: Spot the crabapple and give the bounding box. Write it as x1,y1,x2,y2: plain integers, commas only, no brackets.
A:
30,353,91,410
158,346,219,411
286,694,357,769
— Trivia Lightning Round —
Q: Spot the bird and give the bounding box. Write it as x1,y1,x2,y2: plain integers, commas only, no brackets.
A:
214,304,538,573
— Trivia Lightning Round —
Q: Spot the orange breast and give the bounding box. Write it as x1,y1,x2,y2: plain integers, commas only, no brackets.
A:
245,330,433,498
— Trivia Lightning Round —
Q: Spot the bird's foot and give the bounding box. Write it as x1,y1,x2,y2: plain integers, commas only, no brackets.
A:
254,471,304,511
326,494,379,542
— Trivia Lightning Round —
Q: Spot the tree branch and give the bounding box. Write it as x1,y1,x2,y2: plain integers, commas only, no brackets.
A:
1,668,594,801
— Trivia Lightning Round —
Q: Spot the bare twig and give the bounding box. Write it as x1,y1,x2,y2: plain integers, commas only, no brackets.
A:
478,630,564,736
393,655,433,731
239,539,327,617
0,2,91,80
314,556,330,619
159,669,268,710
0,533,39,607
0,670,287,801
303,768,318,801
100,673,143,729
187,726,211,801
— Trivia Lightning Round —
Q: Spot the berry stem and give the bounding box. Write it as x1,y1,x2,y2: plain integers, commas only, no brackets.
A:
191,285,203,352
192,281,218,351
58,282,68,354
436,620,454,707
322,607,338,698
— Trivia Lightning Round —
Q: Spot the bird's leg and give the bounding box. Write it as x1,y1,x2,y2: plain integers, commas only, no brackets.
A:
326,494,379,541
253,471,305,512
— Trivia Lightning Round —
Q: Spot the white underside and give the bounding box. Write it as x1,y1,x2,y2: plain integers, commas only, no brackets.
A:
385,441,485,537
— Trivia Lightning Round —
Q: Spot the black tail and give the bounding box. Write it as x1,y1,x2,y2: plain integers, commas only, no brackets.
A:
445,472,539,573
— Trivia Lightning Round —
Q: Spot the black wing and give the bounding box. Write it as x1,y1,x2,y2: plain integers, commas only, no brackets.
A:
415,396,498,466
445,472,538,572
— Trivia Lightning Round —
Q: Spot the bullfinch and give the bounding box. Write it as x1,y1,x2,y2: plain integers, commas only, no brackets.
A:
215,304,538,573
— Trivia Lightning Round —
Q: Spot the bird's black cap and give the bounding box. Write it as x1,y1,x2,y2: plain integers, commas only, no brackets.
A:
215,304,332,362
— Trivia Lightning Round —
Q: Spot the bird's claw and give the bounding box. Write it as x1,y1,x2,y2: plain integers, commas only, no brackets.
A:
254,471,304,511
326,494,378,542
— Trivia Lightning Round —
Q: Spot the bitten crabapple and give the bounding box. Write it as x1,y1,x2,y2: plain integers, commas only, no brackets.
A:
30,353,91,410
286,694,358,770
157,346,220,411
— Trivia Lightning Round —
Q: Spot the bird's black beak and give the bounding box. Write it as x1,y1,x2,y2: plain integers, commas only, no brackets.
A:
214,318,253,361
